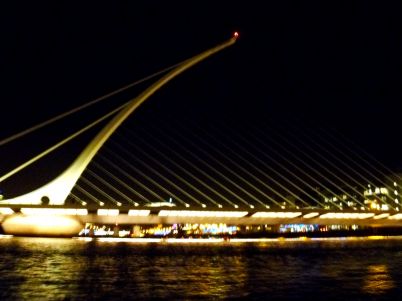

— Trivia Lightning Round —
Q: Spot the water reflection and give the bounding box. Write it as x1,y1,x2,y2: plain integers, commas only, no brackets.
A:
0,238,85,300
76,243,248,299
362,265,395,295
0,237,401,300
146,255,248,299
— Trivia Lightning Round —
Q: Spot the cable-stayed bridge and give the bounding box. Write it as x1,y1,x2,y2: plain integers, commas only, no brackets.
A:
0,34,401,235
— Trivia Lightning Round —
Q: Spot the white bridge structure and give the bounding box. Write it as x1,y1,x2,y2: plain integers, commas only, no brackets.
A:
0,35,237,206
1,34,402,236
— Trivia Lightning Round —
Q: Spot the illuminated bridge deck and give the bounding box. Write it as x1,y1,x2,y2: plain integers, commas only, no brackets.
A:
1,204,402,227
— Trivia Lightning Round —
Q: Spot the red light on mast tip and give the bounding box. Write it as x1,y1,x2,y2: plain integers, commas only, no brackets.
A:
233,32,239,39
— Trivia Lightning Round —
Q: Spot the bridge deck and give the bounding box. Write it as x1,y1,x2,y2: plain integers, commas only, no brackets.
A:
0,204,401,226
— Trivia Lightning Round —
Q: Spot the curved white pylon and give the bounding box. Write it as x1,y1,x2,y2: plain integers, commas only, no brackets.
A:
1,36,237,205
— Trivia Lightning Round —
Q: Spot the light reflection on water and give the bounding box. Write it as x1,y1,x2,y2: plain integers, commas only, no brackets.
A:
0,237,402,300
362,265,395,295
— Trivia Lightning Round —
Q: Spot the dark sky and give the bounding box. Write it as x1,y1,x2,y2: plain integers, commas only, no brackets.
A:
1,1,402,197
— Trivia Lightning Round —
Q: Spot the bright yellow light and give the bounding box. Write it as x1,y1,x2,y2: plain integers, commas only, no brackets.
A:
118,230,130,237
2,214,83,236
367,236,386,240
362,265,395,295
319,212,375,219
381,204,389,211
0,208,14,215
97,209,119,216
21,208,88,215
388,213,402,220
158,210,248,217
128,210,150,216
374,213,390,219
252,212,302,218
380,188,389,195
303,212,319,218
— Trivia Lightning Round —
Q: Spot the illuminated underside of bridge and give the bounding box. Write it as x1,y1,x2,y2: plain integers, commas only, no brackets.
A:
1,205,402,237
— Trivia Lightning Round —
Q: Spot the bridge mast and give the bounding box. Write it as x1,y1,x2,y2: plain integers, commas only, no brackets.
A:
1,34,238,205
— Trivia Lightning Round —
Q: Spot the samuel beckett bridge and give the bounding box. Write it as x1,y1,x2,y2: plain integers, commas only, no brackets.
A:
0,33,401,236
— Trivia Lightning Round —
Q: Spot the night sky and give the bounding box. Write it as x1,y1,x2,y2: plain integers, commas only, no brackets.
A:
1,2,401,201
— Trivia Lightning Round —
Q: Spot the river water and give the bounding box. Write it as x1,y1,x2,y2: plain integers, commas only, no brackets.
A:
0,236,402,300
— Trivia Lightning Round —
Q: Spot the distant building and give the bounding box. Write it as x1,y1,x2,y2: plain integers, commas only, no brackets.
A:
384,173,402,209
324,194,358,210
319,186,359,210
360,173,402,211
363,184,390,210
